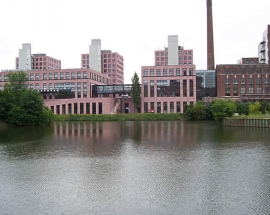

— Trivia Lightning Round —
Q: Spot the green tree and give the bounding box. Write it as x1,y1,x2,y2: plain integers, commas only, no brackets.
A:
192,100,206,120
4,70,29,90
0,71,54,126
131,72,141,113
235,101,249,116
259,101,270,114
248,101,261,115
211,99,236,121
184,103,194,120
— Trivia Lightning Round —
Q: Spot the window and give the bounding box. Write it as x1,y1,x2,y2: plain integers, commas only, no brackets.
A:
144,80,148,97
264,67,269,74
183,68,187,76
54,73,58,80
249,78,253,84
248,67,253,74
190,80,194,96
144,102,148,113
176,68,180,76
156,52,159,56
233,85,238,96
71,72,75,79
169,68,174,76
225,68,230,74
241,85,245,94
257,67,261,74
233,68,238,74
30,73,34,80
83,82,87,98
233,78,238,84
170,102,174,113
77,71,81,79
183,80,187,97
150,69,154,76
156,57,159,61
49,73,52,80
35,73,39,80
60,72,64,80
43,73,47,80
226,85,230,96
143,69,148,76
241,78,245,84
66,72,70,79
156,69,161,76
257,78,261,84
43,83,47,90
257,86,262,93
35,83,39,90
249,86,253,94
241,68,246,74
150,80,154,97
83,71,87,78
0,75,2,82
163,69,167,76
189,68,193,76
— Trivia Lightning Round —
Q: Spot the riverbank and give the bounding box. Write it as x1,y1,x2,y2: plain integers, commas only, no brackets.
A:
223,117,270,128
54,113,186,121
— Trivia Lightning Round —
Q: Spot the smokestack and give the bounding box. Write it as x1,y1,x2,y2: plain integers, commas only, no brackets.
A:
207,0,215,70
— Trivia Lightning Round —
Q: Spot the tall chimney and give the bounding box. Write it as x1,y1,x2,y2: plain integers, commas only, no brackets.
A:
207,0,215,70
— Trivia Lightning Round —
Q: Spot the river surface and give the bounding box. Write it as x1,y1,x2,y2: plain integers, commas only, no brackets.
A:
0,121,269,215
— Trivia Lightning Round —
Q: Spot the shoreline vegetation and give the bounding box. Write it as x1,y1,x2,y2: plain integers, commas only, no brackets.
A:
54,113,186,121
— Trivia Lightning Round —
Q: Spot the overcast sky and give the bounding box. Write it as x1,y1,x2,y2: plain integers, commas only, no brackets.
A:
1,0,270,83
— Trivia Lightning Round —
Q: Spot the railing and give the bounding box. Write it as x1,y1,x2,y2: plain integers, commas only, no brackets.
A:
110,98,121,114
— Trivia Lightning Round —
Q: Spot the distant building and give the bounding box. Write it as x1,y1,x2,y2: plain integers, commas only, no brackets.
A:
196,70,216,102
141,35,196,113
216,64,269,102
81,40,124,84
16,44,61,71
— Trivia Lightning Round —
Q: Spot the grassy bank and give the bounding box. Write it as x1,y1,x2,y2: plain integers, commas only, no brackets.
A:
54,113,186,122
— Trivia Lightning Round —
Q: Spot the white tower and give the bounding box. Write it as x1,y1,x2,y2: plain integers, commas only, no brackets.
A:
89,39,101,73
19,43,32,70
168,35,179,65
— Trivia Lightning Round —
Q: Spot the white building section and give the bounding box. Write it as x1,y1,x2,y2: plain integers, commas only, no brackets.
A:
19,43,31,70
89,39,101,73
168,35,179,65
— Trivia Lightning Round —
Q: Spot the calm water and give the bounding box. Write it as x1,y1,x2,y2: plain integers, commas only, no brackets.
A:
0,121,269,215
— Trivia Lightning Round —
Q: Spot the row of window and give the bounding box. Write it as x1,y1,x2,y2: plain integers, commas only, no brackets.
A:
223,67,269,74
155,51,192,56
0,72,109,84
156,62,193,66
225,78,269,85
143,79,194,97
143,101,193,113
156,56,192,61
143,68,194,76
33,57,60,63
225,85,269,96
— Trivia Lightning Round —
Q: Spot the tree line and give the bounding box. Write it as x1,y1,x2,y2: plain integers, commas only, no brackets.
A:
184,99,270,121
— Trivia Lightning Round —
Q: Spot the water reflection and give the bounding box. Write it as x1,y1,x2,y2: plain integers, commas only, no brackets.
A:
0,121,269,215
